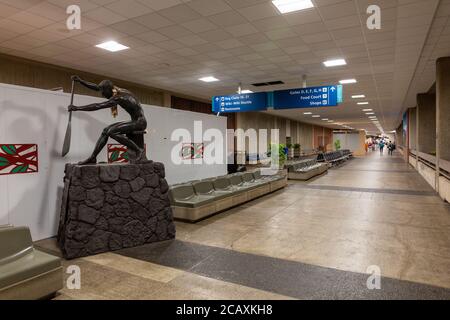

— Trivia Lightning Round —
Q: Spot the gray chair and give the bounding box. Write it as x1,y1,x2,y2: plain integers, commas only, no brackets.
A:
213,177,248,207
169,184,217,221
0,226,63,300
169,184,215,208
192,180,233,200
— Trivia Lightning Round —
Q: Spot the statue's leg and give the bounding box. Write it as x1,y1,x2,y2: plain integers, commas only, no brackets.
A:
108,121,145,162
78,122,125,165
110,133,141,152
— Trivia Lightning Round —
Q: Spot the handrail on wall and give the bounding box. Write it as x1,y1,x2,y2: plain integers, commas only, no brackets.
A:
411,150,450,180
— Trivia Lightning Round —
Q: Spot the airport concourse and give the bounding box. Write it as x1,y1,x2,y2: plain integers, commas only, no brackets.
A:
0,0,450,307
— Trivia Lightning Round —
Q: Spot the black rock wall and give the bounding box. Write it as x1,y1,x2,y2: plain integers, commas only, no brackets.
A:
57,161,176,259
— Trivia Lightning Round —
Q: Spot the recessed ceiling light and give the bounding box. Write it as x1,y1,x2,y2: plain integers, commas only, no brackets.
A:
96,41,129,52
362,109,373,112
352,95,365,99
312,115,320,118
199,76,219,82
339,79,357,84
358,102,369,105
303,112,313,115
323,59,347,67
272,0,314,14
238,90,253,94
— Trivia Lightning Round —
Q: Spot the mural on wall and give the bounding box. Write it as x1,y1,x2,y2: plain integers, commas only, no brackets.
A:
0,144,38,175
107,144,147,164
402,111,409,147
181,143,204,160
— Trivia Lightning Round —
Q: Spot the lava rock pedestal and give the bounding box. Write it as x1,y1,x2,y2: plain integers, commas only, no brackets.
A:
57,161,176,259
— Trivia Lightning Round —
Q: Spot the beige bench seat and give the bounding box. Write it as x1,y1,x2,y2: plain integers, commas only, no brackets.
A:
0,226,62,300
287,159,328,181
170,170,287,222
169,184,215,208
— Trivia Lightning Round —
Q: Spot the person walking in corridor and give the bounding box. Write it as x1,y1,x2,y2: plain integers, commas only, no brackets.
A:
388,141,396,156
379,140,385,155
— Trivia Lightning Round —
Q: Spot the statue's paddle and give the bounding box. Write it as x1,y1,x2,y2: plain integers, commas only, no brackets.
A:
61,79,75,157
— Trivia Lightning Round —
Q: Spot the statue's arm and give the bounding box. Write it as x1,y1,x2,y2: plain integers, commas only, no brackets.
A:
69,98,117,112
71,75,100,91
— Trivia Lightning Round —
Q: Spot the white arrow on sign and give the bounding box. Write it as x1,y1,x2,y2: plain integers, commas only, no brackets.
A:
330,87,336,92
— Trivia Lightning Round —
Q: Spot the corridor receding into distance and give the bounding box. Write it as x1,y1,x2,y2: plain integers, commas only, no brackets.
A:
35,151,450,300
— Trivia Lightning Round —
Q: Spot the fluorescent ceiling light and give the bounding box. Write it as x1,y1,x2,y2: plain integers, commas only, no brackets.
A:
358,102,369,105
366,112,375,115
339,79,357,84
199,76,219,82
352,95,365,99
328,120,334,123
322,118,329,121
303,112,313,115
238,90,253,94
312,115,320,118
363,109,373,112
96,41,129,52
272,0,314,14
323,59,347,67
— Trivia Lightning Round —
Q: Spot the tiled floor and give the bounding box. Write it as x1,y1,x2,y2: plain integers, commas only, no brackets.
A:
37,151,450,299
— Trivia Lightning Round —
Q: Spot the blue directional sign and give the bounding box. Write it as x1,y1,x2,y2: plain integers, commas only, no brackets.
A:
273,85,343,110
212,92,268,113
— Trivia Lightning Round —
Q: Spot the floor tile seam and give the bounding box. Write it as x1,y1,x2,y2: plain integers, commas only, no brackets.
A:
171,240,450,297
291,184,437,196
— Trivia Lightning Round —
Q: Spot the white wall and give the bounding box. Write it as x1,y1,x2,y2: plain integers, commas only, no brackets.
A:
0,83,227,240
333,133,360,152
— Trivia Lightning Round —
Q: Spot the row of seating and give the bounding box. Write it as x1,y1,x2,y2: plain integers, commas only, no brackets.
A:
286,159,329,181
169,170,287,222
342,149,353,158
0,226,62,300
317,150,353,165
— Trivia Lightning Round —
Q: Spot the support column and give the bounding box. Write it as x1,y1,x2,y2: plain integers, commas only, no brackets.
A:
436,57,450,192
416,104,419,169
417,94,436,155
163,92,171,108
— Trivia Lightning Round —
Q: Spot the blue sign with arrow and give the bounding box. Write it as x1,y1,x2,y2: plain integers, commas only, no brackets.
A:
212,92,268,113
273,85,342,110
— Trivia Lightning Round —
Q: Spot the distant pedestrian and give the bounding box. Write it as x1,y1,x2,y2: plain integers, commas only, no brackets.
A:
388,141,395,156
379,141,385,155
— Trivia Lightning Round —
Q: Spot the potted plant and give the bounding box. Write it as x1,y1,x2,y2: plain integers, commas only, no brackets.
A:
334,139,341,151
293,143,301,158
269,143,287,169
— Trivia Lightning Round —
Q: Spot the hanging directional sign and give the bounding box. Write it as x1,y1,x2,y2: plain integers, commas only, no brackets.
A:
273,85,343,110
212,92,268,113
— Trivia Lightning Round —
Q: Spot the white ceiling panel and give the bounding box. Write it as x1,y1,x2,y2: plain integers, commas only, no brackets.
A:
0,0,446,133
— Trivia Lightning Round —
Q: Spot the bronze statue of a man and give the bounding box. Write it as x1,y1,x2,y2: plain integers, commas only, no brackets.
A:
68,75,147,165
